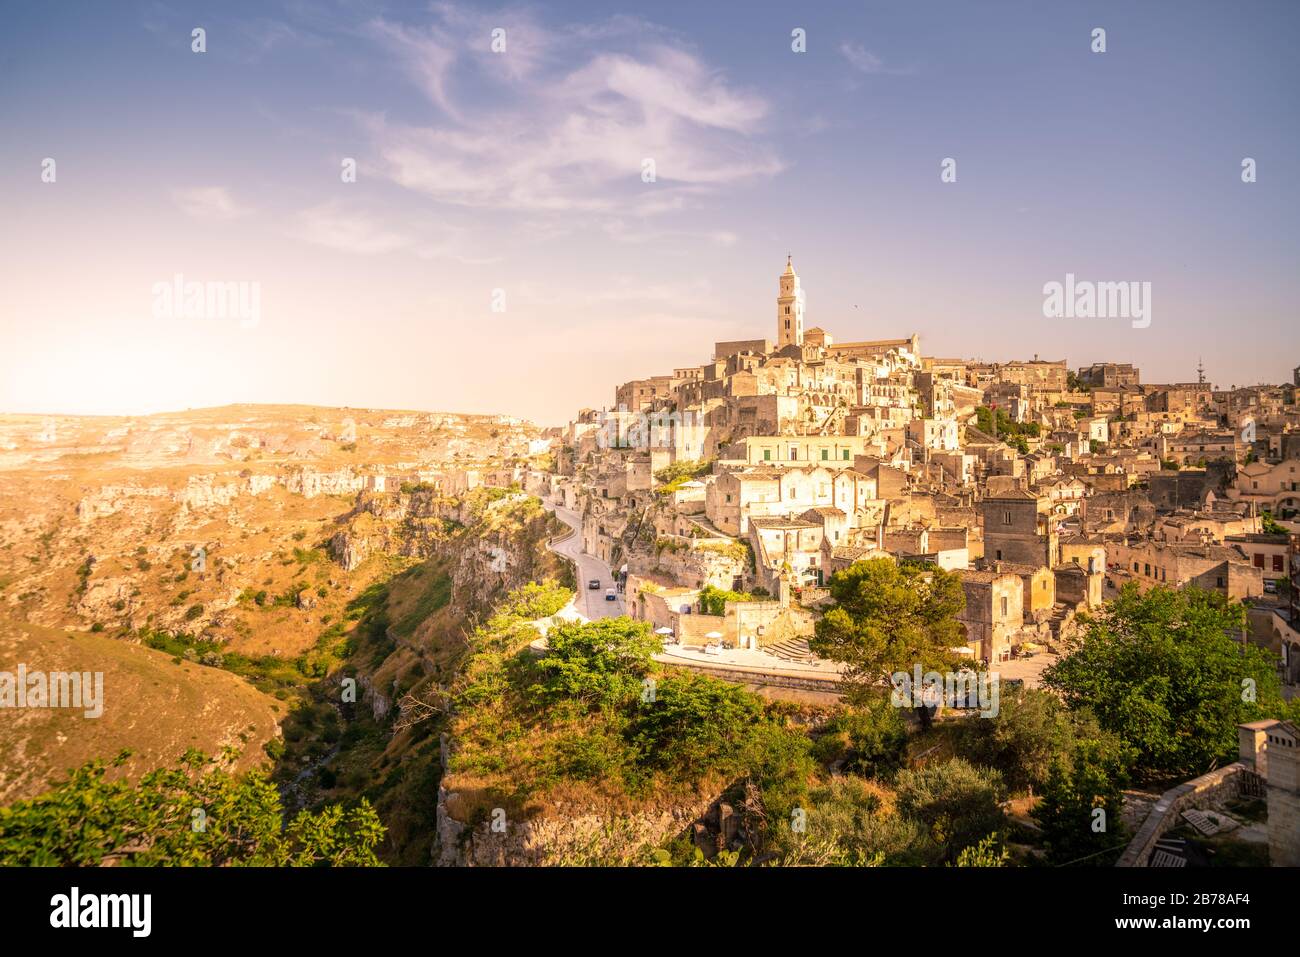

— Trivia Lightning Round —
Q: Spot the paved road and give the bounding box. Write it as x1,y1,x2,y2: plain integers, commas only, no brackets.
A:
545,501,625,620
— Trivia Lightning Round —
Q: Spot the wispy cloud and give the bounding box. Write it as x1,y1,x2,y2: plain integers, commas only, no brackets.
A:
291,203,410,255
290,202,499,265
171,186,251,222
839,42,912,76
362,6,783,215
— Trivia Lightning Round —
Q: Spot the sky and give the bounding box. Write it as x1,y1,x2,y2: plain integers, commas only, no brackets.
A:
1,0,1298,426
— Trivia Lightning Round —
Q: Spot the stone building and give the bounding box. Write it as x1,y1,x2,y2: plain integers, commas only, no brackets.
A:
982,488,1059,567
1077,362,1140,389
1107,540,1264,600
955,569,1025,662
1238,720,1300,866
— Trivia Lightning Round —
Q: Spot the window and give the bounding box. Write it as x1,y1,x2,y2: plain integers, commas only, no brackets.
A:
821,449,829,460
1000,597,1009,617
1254,554,1265,569
843,449,851,460
763,449,771,461
789,446,798,460
1273,555,1285,572
1002,510,1012,525
995,550,1003,560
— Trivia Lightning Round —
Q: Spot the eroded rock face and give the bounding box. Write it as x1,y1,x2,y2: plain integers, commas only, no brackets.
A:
329,530,370,572
75,576,138,622
286,467,365,499
76,485,169,523
176,476,241,510
435,791,715,866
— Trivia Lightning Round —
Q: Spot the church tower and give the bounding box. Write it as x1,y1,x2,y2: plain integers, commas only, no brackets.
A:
777,256,804,348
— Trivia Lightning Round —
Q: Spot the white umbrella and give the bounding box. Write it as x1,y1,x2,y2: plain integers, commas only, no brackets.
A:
654,626,674,635
705,631,723,640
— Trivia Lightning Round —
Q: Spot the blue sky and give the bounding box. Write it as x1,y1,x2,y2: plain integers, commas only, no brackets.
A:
1,0,1297,423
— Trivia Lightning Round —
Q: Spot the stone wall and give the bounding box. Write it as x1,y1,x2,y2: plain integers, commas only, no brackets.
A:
1115,763,1249,867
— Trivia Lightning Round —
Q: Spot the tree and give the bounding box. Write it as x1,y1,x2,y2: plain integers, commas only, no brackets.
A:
953,833,1010,867
812,697,909,779
1031,739,1129,865
1043,584,1287,781
895,758,1006,862
764,774,933,866
530,617,661,709
811,558,966,702
955,686,1134,796
627,673,766,777
0,749,385,866
697,584,753,616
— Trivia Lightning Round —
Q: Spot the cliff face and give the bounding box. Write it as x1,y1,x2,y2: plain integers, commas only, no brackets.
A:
329,489,565,618
435,787,714,866
320,493,570,864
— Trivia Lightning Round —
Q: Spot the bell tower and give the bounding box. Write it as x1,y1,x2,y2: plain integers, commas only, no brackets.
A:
777,255,804,348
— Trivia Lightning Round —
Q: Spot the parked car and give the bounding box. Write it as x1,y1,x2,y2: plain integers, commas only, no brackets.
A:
587,579,601,590
605,588,617,602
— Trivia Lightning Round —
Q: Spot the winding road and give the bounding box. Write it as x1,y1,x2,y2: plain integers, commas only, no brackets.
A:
544,500,625,620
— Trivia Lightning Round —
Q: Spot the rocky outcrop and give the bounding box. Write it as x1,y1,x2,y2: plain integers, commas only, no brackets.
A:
176,476,241,510
435,790,714,866
76,485,169,522
286,467,365,499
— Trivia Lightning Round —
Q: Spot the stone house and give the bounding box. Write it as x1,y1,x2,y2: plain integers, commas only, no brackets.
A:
749,515,825,590
706,465,878,536
955,569,1026,662
1238,720,1300,866
1107,540,1264,600
982,488,1059,567
1224,532,1291,584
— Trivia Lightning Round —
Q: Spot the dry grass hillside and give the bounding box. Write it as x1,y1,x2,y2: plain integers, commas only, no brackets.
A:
0,403,556,808
0,620,283,804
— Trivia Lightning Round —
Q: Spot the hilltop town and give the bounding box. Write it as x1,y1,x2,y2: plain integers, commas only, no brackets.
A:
3,263,1299,869
534,259,1299,681
488,258,1300,867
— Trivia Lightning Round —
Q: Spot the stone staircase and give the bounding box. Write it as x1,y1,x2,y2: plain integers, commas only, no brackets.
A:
762,637,818,664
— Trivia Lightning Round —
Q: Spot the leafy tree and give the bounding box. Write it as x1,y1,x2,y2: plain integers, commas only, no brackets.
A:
0,749,385,866
812,696,909,779
895,758,1006,863
1261,511,1285,535
628,673,767,778
811,558,966,702
697,584,753,616
765,775,934,866
1031,740,1129,865
955,686,1130,795
529,617,661,709
953,833,1010,867
1043,584,1286,781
